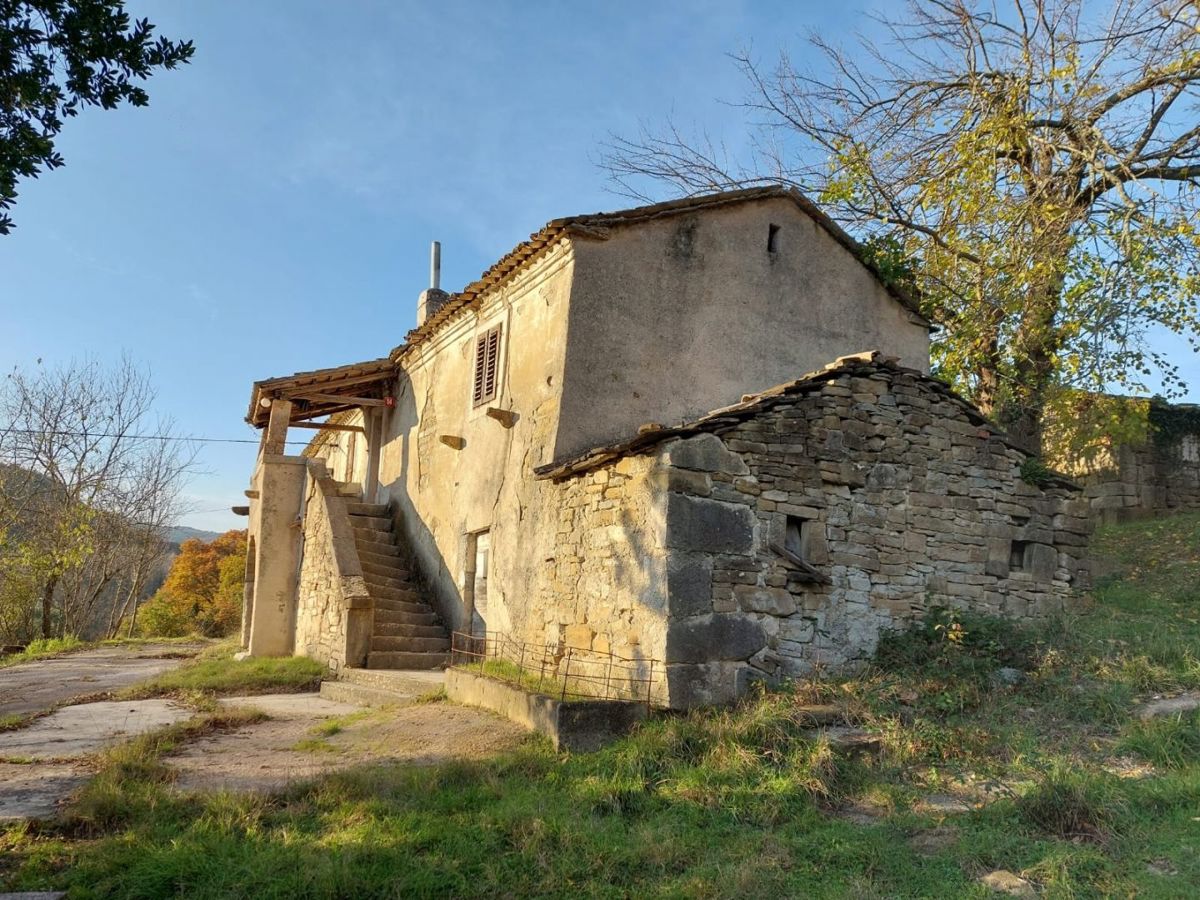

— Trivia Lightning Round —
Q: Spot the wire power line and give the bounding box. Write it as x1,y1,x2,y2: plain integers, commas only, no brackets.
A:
1,427,313,447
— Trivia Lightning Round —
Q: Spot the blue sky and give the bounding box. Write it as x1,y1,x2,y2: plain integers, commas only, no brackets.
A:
2,1,1196,531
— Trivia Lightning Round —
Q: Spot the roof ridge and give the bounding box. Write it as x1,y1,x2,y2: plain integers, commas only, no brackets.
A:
390,187,930,362
533,353,1071,484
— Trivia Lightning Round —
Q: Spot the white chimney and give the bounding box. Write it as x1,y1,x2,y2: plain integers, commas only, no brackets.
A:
418,240,449,325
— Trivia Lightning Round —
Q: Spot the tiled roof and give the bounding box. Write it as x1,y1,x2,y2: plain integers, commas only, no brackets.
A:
533,351,1076,486
390,186,930,362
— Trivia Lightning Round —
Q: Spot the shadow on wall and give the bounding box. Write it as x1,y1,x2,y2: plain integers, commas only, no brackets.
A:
383,373,463,634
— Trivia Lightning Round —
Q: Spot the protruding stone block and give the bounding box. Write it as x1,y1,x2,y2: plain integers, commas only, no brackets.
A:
664,493,754,554
663,433,750,475
666,614,765,663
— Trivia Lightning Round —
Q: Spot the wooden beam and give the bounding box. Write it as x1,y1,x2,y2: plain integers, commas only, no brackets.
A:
290,422,366,434
285,391,390,407
289,404,356,423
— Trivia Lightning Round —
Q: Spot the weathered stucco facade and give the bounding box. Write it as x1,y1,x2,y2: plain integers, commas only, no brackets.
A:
240,187,1089,710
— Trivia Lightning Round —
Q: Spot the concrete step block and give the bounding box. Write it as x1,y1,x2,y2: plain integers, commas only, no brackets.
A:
370,584,421,604
356,544,402,562
365,572,415,592
346,503,389,517
370,635,450,654
373,598,429,617
371,608,439,627
319,680,417,708
368,650,449,670
361,559,409,580
374,622,447,639
337,666,445,692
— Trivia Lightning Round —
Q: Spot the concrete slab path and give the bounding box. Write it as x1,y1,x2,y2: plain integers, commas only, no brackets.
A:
0,699,191,760
0,643,203,718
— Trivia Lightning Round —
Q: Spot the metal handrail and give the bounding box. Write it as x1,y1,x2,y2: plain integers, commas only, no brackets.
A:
450,630,658,708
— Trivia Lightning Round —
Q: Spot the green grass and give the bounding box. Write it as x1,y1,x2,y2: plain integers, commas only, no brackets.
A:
460,658,572,697
3,514,1200,897
0,635,86,668
0,634,211,669
117,643,326,700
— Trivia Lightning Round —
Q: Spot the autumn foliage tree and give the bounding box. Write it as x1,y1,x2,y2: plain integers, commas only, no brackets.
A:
137,530,246,637
604,0,1200,454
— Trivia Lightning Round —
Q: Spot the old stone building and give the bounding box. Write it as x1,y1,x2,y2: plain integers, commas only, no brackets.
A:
239,187,1088,709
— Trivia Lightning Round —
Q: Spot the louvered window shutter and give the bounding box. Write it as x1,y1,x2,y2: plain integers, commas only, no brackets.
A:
472,325,502,406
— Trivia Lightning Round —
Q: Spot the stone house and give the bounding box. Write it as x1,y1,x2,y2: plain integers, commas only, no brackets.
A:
239,187,1089,709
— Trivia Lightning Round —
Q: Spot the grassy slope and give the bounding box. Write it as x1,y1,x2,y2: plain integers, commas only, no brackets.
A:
3,515,1200,898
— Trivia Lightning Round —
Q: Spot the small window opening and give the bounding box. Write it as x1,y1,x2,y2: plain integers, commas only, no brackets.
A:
472,325,502,407
767,223,781,254
784,515,808,560
1010,540,1030,570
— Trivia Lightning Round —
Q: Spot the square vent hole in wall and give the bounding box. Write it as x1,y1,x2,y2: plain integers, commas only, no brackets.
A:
785,515,810,560
1010,540,1030,571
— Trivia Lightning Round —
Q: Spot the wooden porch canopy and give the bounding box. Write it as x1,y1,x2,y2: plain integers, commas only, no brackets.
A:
246,358,396,428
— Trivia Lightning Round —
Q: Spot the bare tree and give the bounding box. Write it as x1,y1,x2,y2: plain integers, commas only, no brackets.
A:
0,356,197,641
603,0,1200,452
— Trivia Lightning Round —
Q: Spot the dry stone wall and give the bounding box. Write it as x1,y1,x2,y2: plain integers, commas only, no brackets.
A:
1080,405,1200,522
295,463,372,672
652,363,1091,708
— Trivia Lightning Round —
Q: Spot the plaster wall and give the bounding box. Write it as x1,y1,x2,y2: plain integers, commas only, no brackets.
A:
375,242,577,642
555,197,932,460
244,454,307,657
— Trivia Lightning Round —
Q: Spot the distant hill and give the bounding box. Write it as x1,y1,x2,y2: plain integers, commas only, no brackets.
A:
166,526,223,545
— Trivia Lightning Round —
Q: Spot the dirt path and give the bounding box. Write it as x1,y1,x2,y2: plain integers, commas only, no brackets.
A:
169,692,528,793
0,643,203,718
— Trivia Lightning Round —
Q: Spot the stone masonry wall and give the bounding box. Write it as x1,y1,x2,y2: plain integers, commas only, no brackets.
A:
654,363,1091,707
529,453,669,704
295,463,372,673
1081,417,1200,523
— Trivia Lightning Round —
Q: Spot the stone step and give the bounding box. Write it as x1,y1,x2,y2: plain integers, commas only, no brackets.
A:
370,584,421,604
365,572,415,593
374,596,430,616
359,549,404,570
368,650,448,671
355,542,402,560
372,607,439,627
319,679,416,709
337,666,446,693
373,622,447,639
333,481,362,497
351,515,392,530
370,635,450,654
361,559,409,580
346,502,389,517
352,520,391,542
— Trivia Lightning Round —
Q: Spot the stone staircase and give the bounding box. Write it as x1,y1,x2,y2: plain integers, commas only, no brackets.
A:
346,501,450,670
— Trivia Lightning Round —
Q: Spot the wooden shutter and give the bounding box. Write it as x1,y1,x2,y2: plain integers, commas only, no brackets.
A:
472,325,502,406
